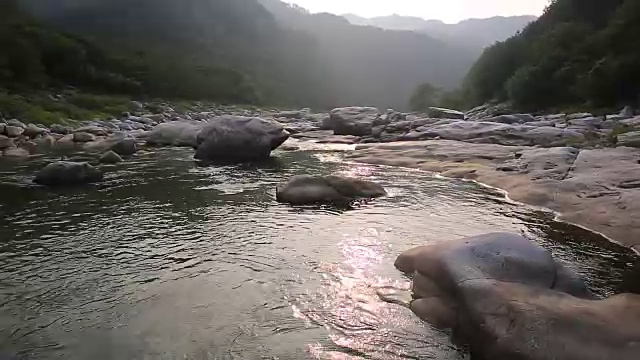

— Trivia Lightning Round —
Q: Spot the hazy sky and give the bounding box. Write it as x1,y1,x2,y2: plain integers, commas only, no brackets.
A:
286,0,549,23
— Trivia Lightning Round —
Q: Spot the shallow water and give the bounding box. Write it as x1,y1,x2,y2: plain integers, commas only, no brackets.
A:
0,146,637,359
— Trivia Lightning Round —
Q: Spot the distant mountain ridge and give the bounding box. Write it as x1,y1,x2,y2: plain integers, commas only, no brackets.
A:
341,13,537,49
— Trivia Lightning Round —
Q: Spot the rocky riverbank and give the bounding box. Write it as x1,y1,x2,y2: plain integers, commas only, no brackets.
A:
3,101,640,253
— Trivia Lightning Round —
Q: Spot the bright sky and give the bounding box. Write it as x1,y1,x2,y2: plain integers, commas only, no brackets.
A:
286,0,549,24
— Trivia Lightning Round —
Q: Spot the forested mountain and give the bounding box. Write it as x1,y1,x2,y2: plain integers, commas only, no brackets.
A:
462,0,640,111
13,0,477,110
341,14,536,50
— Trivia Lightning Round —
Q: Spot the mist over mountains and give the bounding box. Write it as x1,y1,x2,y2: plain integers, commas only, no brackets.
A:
341,14,537,50
8,0,535,110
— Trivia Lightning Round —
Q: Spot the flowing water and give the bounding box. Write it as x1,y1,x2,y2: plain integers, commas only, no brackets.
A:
0,144,637,359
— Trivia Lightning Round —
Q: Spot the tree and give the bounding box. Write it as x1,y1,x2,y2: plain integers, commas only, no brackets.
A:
410,82,441,111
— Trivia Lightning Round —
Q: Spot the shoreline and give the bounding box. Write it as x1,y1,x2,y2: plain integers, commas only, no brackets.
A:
347,140,640,255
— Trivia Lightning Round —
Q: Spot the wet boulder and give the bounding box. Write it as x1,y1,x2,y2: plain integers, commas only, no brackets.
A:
276,175,387,205
194,116,289,163
395,233,640,360
34,161,103,186
99,150,124,164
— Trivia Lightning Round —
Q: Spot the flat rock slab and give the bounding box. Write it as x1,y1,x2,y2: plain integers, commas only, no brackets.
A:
349,140,640,249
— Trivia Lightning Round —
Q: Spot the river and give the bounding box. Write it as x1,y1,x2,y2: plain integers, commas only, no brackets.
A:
0,145,637,359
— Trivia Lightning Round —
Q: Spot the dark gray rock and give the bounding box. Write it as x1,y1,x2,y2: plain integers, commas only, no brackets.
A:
195,116,289,163
49,124,70,135
99,150,124,164
276,175,386,205
34,161,103,186
109,137,137,156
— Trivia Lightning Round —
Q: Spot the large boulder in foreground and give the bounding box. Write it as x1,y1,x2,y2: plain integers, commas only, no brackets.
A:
395,233,640,360
34,161,103,186
194,116,289,163
329,107,380,136
276,175,386,205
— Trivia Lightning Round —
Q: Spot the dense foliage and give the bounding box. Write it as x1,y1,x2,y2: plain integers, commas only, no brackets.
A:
461,0,640,111
1,0,265,105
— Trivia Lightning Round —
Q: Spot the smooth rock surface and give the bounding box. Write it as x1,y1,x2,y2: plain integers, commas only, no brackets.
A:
395,233,638,360
194,116,289,163
276,175,386,205
34,161,103,186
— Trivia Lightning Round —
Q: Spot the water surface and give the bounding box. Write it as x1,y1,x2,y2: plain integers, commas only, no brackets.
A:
0,146,637,359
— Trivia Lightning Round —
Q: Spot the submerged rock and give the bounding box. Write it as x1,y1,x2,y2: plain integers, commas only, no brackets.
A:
194,116,289,163
34,161,103,186
99,150,124,164
276,175,386,205
3,147,30,158
396,233,639,360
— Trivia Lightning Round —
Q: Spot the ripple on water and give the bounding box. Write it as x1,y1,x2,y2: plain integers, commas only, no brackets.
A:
0,148,636,359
